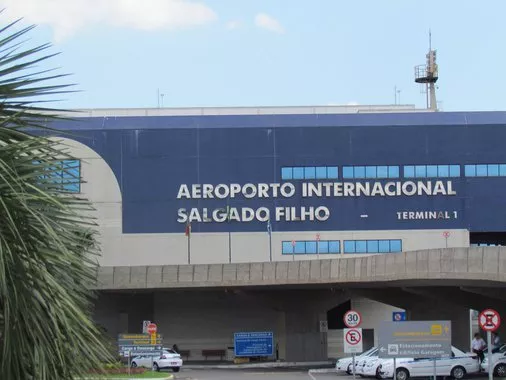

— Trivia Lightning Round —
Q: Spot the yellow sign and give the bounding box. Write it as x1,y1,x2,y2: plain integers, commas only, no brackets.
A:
150,333,156,345
430,324,442,336
119,334,161,340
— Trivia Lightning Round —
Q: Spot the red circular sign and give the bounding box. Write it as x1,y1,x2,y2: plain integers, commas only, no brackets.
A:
443,231,450,238
343,310,362,328
147,323,157,335
291,240,296,247
479,309,501,332
316,234,321,241
345,329,362,345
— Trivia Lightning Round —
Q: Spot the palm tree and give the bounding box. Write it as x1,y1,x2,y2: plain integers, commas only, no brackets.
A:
0,17,113,379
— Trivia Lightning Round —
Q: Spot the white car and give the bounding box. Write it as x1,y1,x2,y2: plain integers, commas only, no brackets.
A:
336,347,378,374
356,352,380,377
378,346,479,380
480,346,506,377
132,349,183,373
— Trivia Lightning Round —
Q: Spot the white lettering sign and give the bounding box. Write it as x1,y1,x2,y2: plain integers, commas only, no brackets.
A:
176,180,457,224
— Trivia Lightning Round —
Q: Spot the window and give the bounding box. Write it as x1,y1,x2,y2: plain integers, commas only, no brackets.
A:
390,240,402,252
404,164,461,178
377,166,388,178
318,241,329,253
344,239,402,254
327,167,339,179
42,159,81,193
281,240,340,255
315,167,327,179
281,167,293,180
306,241,317,254
415,165,426,178
293,167,304,180
328,241,340,254
449,165,460,177
464,164,506,177
282,166,338,180
282,242,293,254
342,165,400,179
343,166,354,179
304,167,316,179
388,166,400,178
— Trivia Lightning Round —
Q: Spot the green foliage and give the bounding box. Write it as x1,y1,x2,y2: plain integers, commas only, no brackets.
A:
0,15,113,379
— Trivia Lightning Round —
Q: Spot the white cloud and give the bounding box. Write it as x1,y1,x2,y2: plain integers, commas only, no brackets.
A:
225,20,241,30
254,13,284,34
0,0,218,42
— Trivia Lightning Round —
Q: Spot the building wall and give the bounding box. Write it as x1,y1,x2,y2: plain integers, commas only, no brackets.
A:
55,137,471,267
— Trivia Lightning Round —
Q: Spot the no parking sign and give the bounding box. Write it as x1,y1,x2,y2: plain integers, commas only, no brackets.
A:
344,328,363,354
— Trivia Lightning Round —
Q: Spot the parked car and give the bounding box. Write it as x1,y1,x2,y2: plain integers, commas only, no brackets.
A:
336,347,378,374
378,346,479,380
480,346,506,377
356,351,381,377
131,349,183,373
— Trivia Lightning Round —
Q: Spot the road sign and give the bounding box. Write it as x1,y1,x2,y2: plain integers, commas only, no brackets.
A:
443,231,450,238
234,332,274,357
378,321,451,358
344,328,363,354
479,309,501,332
142,320,151,334
316,233,321,241
147,323,157,335
344,310,362,328
117,333,163,357
393,311,406,322
291,240,296,247
319,320,328,333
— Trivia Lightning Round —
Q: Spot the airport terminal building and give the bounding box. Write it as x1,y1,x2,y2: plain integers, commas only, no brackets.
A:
49,105,506,361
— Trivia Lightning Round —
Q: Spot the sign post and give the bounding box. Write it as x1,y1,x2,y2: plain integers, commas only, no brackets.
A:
443,231,450,248
344,310,363,379
344,328,363,379
479,309,501,380
291,240,296,261
147,323,157,345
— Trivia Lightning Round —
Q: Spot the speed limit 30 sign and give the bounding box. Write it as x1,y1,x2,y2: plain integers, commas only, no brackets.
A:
344,310,362,328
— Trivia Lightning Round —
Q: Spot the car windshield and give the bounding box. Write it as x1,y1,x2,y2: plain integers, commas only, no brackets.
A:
363,347,377,356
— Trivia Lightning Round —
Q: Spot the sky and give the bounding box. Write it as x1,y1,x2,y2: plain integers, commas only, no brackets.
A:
1,0,505,111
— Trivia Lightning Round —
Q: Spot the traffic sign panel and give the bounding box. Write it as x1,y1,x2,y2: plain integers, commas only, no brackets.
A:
147,323,157,335
344,310,362,328
344,328,363,354
393,311,406,322
378,321,451,358
479,309,501,332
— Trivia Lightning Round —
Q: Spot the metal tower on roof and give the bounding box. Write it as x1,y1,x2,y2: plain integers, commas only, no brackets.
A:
415,30,439,111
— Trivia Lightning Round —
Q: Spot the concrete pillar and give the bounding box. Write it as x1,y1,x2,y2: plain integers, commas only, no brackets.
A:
407,302,470,351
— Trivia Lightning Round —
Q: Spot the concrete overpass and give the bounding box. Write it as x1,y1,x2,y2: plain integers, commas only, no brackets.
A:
94,247,506,362
96,246,506,289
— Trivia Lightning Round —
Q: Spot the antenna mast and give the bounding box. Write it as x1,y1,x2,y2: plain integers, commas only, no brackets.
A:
415,30,439,110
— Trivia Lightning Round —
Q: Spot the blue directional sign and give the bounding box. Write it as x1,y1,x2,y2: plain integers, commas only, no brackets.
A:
234,332,274,357
393,311,406,321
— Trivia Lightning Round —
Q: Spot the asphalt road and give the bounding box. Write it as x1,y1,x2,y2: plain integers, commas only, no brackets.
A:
173,369,345,380
172,369,495,380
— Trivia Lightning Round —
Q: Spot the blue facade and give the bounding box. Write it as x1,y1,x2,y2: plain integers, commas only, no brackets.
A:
48,111,506,235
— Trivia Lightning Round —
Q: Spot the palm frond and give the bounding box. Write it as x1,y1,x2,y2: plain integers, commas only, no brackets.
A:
0,15,113,380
